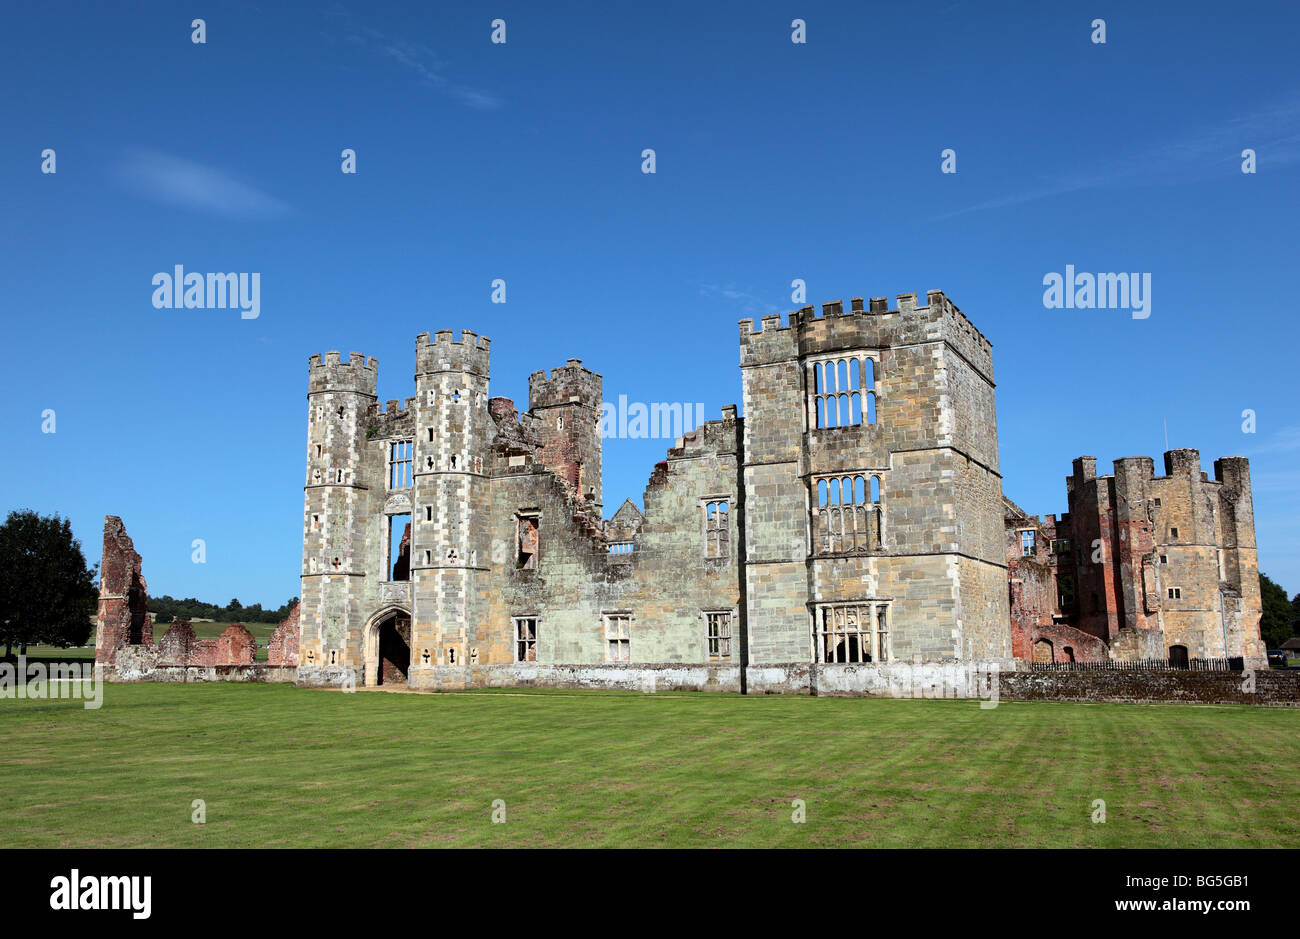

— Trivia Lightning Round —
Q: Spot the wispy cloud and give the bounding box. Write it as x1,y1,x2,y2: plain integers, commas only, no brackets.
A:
936,92,1300,220
1244,425,1300,457
699,283,784,317
113,149,290,219
329,6,501,110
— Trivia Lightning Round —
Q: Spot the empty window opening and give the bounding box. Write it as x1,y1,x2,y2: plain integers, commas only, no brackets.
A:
428,428,434,442
814,602,889,663
1154,497,1161,507
425,506,433,521
706,611,733,661
447,647,456,665
1160,554,1168,564
337,405,345,420
450,455,457,470
1020,530,1036,556
388,514,411,581
516,513,540,569
814,474,883,553
1167,587,1181,599
514,617,539,662
335,469,345,483
810,355,876,428
311,514,320,531
1170,527,1179,539
608,542,633,556
604,613,631,662
388,439,412,489
704,500,730,559
316,444,322,458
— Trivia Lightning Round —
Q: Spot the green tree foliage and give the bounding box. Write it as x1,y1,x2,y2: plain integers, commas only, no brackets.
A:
1259,573,1296,649
0,510,97,655
146,594,298,624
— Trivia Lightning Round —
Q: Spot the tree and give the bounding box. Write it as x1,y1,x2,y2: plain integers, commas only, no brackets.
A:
1259,573,1295,649
0,510,98,656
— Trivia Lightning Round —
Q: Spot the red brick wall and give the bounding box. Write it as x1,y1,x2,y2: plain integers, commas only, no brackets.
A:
268,603,300,666
95,516,153,664
216,624,257,665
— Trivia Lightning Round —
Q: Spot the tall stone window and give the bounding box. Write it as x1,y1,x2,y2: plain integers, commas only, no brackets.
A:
603,613,631,662
1020,530,1035,556
516,512,539,570
808,354,877,429
388,439,412,489
705,611,733,661
514,616,538,662
703,499,730,559
814,474,884,553
813,601,889,663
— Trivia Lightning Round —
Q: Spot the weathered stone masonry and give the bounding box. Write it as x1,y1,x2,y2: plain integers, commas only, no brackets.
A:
91,286,1271,697
295,290,1015,693
1004,450,1266,668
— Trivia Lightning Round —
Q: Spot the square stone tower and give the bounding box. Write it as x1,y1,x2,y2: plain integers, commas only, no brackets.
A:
738,291,1011,665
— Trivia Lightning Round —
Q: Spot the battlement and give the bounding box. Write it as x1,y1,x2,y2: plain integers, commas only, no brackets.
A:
308,351,378,396
365,397,416,439
737,290,993,376
375,397,416,417
1069,450,1250,492
415,329,491,377
528,358,602,410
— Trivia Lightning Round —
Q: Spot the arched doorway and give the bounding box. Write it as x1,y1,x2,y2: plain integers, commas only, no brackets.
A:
362,607,412,687
1168,644,1189,669
1032,638,1054,664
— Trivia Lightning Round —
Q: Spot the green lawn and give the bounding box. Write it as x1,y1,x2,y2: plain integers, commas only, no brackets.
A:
1,682,1296,848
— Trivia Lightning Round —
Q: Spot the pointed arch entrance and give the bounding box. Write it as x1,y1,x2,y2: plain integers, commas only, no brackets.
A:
362,606,412,687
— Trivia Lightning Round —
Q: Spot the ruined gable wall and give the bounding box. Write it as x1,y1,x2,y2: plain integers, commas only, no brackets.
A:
268,602,300,666
475,414,741,670
95,515,152,665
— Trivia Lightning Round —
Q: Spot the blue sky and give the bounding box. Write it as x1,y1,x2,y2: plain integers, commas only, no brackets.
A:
2,0,1298,606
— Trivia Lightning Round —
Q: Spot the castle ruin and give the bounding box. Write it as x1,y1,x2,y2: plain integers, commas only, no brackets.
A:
295,290,1013,693
93,288,1267,694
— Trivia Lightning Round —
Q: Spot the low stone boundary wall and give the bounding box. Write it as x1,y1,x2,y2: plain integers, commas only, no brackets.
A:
997,668,1299,706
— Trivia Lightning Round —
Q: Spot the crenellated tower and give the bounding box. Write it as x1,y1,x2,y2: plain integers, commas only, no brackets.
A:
409,330,493,672
738,290,1010,666
528,358,603,512
301,351,378,676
